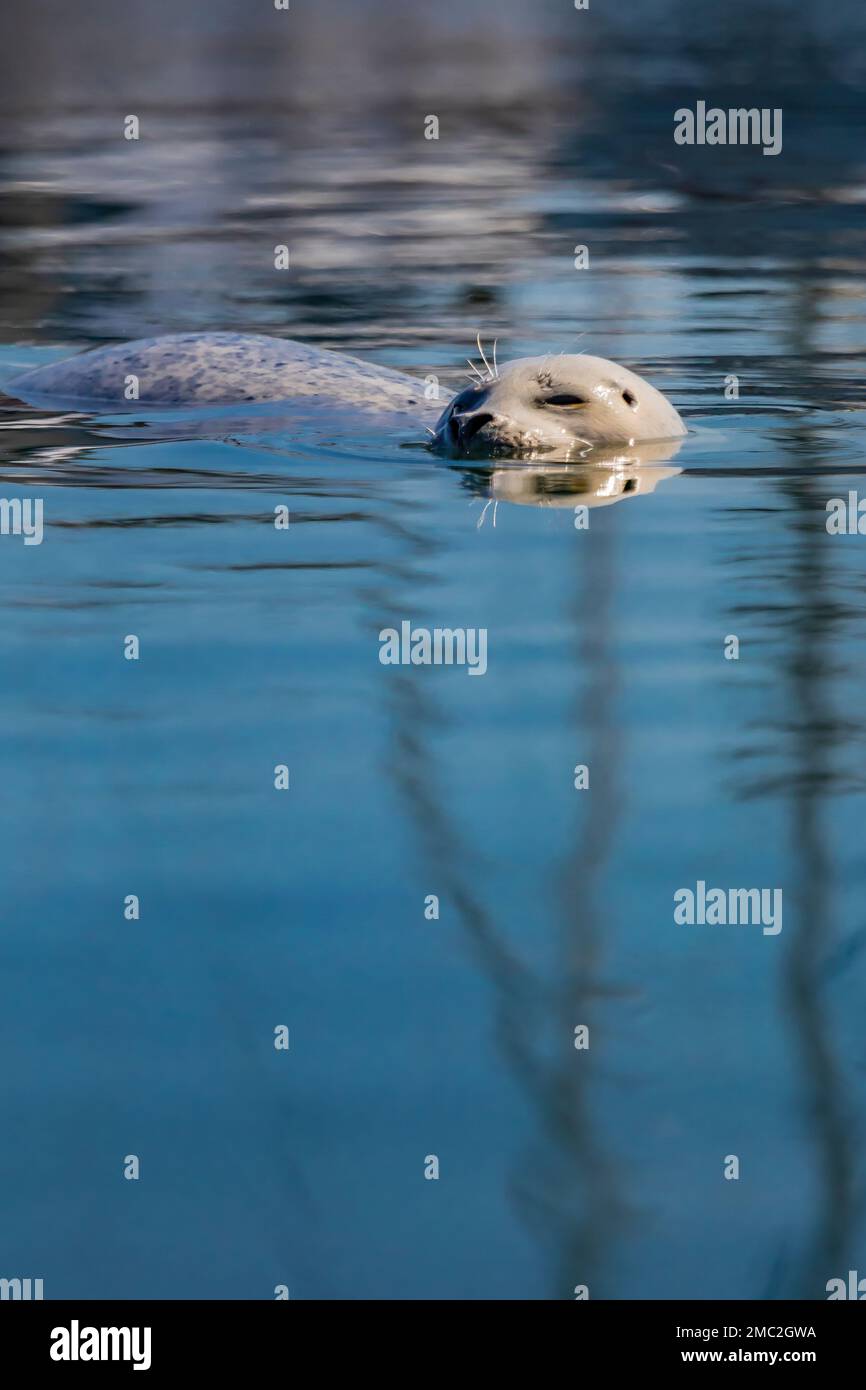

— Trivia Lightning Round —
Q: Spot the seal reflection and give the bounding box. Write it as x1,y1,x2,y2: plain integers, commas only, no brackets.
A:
453,438,684,513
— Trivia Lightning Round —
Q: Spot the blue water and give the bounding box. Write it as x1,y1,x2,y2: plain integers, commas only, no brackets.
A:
1,0,866,1300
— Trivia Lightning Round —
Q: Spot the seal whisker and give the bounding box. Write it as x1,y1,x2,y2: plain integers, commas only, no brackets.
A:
562,332,588,357
476,332,494,382
466,359,486,383
492,338,499,380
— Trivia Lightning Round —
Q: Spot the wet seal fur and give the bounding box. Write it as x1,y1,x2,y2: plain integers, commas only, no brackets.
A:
8,332,433,424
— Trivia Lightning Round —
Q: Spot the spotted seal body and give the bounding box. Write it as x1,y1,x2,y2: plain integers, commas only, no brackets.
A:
8,331,440,422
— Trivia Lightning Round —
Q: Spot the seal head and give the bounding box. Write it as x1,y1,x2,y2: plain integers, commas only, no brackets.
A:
432,353,686,457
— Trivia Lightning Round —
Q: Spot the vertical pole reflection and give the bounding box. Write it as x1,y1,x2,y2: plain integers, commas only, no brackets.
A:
521,511,631,1298
728,466,857,1298
775,474,855,1297
369,500,628,1299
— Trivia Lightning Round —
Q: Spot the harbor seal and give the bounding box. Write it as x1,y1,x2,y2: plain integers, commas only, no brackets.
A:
7,333,686,458
432,353,686,456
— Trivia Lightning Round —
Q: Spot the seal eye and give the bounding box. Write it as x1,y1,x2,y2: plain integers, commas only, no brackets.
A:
622,389,638,408
543,393,586,408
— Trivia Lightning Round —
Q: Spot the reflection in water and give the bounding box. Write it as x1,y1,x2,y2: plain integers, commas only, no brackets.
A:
727,464,860,1298
519,509,632,1297
719,269,865,1295
456,438,684,513
364,483,632,1298
781,494,857,1300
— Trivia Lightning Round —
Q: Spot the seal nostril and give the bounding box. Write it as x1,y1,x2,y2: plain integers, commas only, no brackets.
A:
459,412,494,445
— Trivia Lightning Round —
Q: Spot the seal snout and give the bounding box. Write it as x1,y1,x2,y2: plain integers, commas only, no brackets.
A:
450,409,495,449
